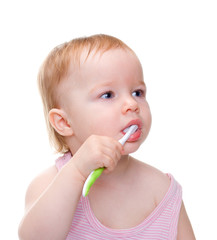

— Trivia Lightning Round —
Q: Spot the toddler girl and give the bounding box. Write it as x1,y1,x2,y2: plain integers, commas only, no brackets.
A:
18,34,195,239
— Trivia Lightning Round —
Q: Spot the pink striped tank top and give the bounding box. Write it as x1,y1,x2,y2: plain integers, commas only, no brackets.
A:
56,152,182,239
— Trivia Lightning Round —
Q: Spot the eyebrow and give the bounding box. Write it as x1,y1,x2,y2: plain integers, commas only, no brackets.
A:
89,82,114,94
89,80,146,94
137,81,146,88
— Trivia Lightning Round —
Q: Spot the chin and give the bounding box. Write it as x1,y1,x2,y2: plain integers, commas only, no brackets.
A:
123,142,141,155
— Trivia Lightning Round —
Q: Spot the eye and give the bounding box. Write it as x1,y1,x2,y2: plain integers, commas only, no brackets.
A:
132,89,145,98
100,91,114,99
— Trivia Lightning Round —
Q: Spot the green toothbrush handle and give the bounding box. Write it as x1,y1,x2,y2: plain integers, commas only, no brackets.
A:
82,167,104,197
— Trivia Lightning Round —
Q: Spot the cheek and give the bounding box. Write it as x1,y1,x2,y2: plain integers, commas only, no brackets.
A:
145,109,152,128
89,118,116,136
87,108,119,136
141,104,152,133
142,102,152,120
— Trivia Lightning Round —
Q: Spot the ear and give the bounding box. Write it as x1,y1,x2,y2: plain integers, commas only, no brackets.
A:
49,108,74,136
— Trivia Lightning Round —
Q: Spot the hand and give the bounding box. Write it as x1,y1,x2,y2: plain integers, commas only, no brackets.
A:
72,135,123,179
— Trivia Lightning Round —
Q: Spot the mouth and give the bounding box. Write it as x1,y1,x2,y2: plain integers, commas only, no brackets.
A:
121,119,142,142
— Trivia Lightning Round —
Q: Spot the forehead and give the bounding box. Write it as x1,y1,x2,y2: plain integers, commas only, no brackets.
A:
58,49,143,104
79,48,143,81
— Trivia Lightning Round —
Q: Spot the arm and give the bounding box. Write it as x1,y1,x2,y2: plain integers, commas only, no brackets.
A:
177,201,196,240
18,161,85,240
18,135,122,240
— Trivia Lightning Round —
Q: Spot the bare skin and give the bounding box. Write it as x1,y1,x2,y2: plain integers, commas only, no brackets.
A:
19,155,195,239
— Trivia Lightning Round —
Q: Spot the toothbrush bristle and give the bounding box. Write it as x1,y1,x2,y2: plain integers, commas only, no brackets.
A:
123,124,138,133
119,124,138,145
128,125,138,133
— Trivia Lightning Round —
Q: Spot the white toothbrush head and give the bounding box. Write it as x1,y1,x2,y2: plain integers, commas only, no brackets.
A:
119,125,138,145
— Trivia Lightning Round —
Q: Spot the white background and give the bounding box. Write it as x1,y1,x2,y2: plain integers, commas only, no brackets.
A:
0,0,216,239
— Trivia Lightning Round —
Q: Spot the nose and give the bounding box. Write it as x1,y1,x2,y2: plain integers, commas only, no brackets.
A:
121,96,140,114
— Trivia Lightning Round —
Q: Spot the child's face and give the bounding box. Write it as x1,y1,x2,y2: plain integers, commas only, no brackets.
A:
58,49,152,154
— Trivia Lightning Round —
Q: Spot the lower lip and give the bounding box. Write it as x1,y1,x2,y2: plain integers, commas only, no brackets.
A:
122,128,142,142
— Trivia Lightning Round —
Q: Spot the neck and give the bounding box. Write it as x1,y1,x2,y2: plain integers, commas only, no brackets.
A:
88,155,133,198
99,154,131,182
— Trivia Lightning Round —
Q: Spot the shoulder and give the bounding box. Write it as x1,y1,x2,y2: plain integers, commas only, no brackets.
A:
177,202,196,239
130,158,171,205
25,165,58,211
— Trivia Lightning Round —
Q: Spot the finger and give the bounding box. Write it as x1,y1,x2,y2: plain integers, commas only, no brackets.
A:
101,137,123,153
102,140,122,162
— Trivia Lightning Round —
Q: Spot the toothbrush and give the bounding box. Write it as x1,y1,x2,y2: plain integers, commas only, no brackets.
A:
82,125,138,197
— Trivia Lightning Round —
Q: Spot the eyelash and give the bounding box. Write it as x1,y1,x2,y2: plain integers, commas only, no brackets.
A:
100,91,114,99
132,89,145,98
100,89,145,99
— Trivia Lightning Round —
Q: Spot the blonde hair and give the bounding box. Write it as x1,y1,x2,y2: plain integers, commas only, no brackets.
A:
38,34,133,153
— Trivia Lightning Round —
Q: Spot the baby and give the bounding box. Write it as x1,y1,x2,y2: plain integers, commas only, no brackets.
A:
18,34,195,239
